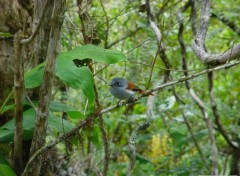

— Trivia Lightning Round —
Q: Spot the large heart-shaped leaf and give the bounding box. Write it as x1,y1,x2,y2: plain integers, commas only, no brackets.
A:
56,58,95,110
58,44,126,64
24,44,123,107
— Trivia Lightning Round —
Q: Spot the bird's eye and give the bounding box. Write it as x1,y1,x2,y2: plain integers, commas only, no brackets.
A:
115,82,119,86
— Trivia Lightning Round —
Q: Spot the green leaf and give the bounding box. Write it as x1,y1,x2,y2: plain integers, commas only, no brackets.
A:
24,64,44,88
56,59,95,110
0,164,16,176
0,130,14,143
89,127,100,148
0,108,75,143
49,101,75,112
58,44,127,64
67,111,85,120
48,111,74,132
24,45,124,108
1,104,15,114
0,32,12,38
123,148,152,164
0,108,35,131
0,153,9,165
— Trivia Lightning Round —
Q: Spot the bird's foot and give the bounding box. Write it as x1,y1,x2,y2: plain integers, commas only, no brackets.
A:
117,100,124,107
127,96,135,103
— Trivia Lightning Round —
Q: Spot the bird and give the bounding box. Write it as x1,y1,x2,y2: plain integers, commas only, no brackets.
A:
109,77,152,101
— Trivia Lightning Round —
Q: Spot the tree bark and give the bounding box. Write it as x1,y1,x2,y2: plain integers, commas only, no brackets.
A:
192,0,240,65
24,1,66,175
13,31,24,174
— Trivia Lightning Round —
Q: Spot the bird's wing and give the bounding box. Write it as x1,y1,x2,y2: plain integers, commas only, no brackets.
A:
127,82,144,94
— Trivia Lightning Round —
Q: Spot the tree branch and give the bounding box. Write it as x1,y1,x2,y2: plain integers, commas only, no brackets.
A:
191,0,240,65
21,60,240,176
177,2,218,174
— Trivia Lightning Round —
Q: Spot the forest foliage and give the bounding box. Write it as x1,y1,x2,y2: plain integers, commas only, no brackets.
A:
0,0,240,175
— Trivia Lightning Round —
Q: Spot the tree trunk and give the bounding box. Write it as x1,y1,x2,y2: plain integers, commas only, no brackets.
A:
24,1,66,175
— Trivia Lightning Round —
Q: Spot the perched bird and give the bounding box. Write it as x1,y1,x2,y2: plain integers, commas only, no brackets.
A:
109,77,152,100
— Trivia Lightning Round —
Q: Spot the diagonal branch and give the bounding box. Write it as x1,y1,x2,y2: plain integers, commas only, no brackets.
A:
22,60,240,176
191,0,240,65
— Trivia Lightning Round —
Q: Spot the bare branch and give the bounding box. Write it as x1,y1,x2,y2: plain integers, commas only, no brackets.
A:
147,61,240,95
192,0,240,65
127,0,171,174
